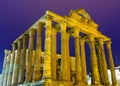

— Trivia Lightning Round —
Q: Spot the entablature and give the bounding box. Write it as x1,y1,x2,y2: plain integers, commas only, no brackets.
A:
13,9,110,44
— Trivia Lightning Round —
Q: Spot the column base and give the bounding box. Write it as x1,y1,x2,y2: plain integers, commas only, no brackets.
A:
75,80,87,86
89,83,111,86
99,82,110,86
112,83,119,86
32,70,41,82
31,79,52,86
11,82,18,86
58,81,73,86
88,85,102,86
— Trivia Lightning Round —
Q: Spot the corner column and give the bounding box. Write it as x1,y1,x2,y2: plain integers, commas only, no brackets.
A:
88,35,100,85
42,18,52,85
74,29,82,85
25,29,35,83
106,41,118,86
7,43,16,86
11,39,22,86
98,38,110,85
1,50,9,86
3,50,11,86
33,22,43,82
18,35,28,84
80,38,87,84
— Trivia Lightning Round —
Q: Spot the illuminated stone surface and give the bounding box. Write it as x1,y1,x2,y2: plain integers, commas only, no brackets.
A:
1,9,118,86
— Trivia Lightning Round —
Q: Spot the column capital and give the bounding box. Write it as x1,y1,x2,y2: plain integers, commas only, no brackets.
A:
29,29,36,36
37,22,43,32
88,34,95,42
38,22,44,28
23,34,29,38
37,23,43,34
17,39,22,47
45,18,52,27
80,38,85,45
7,50,11,61
98,38,105,45
4,49,9,55
12,43,17,47
12,43,16,50
74,29,80,37
46,15,53,20
12,43,17,53
60,21,67,32
106,40,112,47
23,34,28,41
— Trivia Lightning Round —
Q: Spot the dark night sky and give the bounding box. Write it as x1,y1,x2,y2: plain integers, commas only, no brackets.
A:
0,0,120,74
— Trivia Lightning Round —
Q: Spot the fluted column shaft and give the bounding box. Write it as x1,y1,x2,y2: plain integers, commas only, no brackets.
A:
66,33,71,81
74,30,82,85
51,28,57,80
18,35,27,84
25,29,35,83
98,38,110,85
80,38,87,84
1,50,8,86
3,51,11,86
96,45,103,84
106,41,118,86
88,35,100,85
33,23,43,82
43,18,52,81
7,43,16,86
61,22,70,82
12,39,22,85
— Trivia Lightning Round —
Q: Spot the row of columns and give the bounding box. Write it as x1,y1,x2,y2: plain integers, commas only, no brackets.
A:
1,24,42,85
1,19,54,86
1,18,118,86
87,35,118,86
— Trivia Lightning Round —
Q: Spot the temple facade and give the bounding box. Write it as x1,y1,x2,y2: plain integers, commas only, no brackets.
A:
1,9,118,86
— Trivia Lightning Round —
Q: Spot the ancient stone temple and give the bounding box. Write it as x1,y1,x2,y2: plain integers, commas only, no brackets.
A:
1,9,118,86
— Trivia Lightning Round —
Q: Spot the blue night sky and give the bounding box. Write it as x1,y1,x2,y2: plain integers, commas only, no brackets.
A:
0,0,120,74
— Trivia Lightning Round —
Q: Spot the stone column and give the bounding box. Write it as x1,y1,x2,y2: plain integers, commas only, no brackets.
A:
98,38,110,85
18,35,28,84
7,43,16,86
74,29,82,85
1,50,8,86
25,29,35,83
42,18,52,85
61,22,70,83
3,50,11,86
96,44,103,84
11,39,22,86
80,38,87,84
106,41,118,86
88,35,100,85
33,22,43,82
66,33,71,82
51,28,57,81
